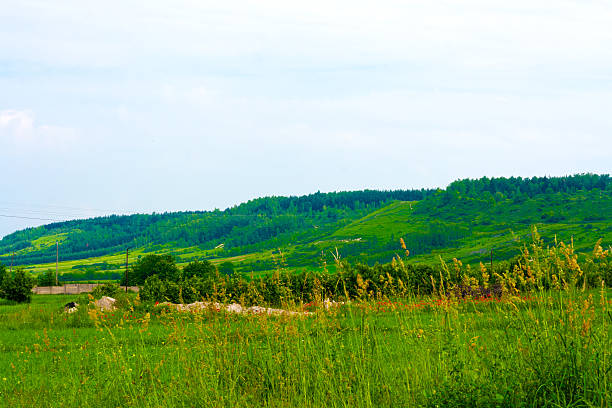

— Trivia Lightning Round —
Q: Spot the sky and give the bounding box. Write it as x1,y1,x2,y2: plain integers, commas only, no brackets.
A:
1,0,611,238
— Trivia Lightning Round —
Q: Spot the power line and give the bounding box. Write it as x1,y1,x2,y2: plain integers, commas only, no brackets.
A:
0,214,68,222
0,200,116,214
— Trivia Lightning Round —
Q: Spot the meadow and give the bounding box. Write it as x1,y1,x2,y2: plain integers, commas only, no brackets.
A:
0,285,610,407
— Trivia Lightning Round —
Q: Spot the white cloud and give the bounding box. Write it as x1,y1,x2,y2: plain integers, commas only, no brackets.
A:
0,110,33,135
0,109,77,151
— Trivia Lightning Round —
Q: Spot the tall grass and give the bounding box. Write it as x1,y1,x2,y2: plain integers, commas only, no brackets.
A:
0,286,610,407
0,234,610,407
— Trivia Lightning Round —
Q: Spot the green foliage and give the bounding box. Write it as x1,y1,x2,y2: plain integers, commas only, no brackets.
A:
0,263,6,286
218,261,235,276
91,282,120,299
0,269,35,303
139,275,206,304
135,233,612,306
124,254,179,285
2,174,611,277
182,260,216,280
138,275,166,302
36,269,58,286
0,189,430,266
0,289,610,407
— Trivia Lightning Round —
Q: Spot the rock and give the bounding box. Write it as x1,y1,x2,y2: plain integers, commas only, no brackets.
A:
225,303,243,313
247,305,267,314
153,301,308,316
94,296,117,311
64,301,79,313
185,302,211,312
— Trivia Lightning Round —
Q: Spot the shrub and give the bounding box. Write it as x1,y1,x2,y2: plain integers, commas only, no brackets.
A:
122,254,180,285
164,281,181,303
139,275,166,302
91,282,120,299
218,261,235,277
37,269,59,286
0,269,35,303
0,263,6,286
183,260,216,280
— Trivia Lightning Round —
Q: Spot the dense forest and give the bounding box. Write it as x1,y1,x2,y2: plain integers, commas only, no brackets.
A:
0,189,433,266
1,174,611,275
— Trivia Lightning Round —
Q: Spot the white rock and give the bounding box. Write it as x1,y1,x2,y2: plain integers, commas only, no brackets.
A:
154,300,309,316
226,303,243,313
94,296,117,311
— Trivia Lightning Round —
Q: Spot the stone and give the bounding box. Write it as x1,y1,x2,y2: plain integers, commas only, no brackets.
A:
225,303,243,313
154,300,309,316
94,296,117,311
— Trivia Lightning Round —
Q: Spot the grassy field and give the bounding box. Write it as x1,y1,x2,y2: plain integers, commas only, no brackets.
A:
0,287,610,407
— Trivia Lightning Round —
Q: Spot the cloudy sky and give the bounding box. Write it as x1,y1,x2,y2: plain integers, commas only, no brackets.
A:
1,0,611,237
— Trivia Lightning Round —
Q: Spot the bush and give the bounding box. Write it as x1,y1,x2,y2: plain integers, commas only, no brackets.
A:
37,269,59,286
0,263,6,286
139,275,166,302
139,275,210,303
183,260,216,280
91,282,120,299
122,254,180,285
0,269,35,303
218,261,235,277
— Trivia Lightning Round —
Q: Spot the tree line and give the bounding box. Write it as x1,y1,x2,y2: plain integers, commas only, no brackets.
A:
0,189,434,266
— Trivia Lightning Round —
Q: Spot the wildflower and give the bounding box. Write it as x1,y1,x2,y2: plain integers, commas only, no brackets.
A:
399,238,406,250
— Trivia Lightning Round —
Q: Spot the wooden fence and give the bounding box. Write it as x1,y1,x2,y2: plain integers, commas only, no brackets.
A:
33,284,139,295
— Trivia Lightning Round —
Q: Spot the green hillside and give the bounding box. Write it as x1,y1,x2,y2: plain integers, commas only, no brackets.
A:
1,174,611,280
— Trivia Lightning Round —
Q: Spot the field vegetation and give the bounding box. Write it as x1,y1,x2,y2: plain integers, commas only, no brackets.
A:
0,233,611,407
1,174,611,406
0,286,610,407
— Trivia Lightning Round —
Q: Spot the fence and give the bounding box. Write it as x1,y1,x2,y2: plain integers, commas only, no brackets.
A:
33,284,139,295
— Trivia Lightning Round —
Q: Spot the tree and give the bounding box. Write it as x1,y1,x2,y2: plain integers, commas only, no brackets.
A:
183,260,216,280
1,269,35,303
0,263,6,287
37,269,57,286
125,254,180,285
218,261,235,277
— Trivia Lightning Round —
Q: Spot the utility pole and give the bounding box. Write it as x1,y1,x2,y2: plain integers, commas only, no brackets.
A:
125,248,129,292
10,252,14,273
56,240,59,286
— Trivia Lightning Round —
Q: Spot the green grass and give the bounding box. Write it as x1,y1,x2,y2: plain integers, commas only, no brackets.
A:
13,233,69,256
1,288,610,407
331,200,417,239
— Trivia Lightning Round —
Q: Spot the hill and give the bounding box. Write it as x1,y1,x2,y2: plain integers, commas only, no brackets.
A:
1,174,611,280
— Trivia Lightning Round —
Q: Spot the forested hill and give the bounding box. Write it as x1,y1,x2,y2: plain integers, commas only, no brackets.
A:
1,174,611,272
0,189,433,266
